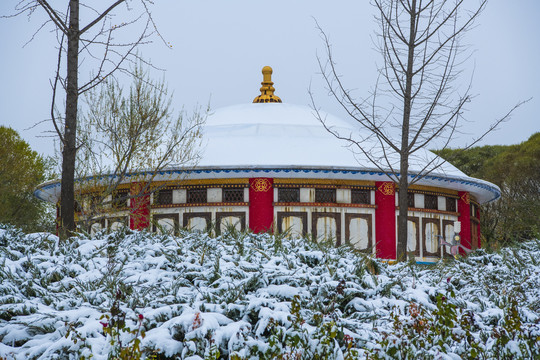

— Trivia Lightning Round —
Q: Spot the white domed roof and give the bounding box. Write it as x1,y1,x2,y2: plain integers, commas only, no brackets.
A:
199,103,462,175
194,102,500,203
34,102,501,204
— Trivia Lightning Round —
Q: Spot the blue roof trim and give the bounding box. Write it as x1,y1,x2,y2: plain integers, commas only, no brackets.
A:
34,167,501,202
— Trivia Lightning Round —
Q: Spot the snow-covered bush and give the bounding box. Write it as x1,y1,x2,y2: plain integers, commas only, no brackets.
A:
0,224,538,359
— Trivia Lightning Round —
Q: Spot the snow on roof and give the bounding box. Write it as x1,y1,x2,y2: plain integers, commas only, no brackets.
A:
34,102,501,203
199,102,465,176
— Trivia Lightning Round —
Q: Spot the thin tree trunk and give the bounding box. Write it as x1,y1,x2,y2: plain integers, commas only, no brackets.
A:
396,0,417,260
59,0,79,238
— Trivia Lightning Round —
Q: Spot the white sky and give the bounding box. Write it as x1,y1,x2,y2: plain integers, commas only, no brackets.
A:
1,0,539,158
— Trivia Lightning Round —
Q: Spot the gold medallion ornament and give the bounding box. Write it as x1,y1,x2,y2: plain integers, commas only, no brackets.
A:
378,182,395,196
460,192,470,204
251,178,272,192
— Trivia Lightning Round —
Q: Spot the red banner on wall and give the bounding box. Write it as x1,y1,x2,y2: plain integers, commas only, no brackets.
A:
458,191,471,253
249,178,274,233
130,182,150,230
375,181,396,260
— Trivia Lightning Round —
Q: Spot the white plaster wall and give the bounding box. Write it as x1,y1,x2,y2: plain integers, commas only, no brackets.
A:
300,188,314,202
173,189,186,203
207,188,222,203
438,196,446,211
336,189,350,203
414,193,424,208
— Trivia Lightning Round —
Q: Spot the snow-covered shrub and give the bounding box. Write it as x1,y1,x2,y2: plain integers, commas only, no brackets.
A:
0,223,538,359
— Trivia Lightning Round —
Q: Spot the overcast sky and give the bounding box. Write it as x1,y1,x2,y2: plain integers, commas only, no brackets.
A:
1,0,539,158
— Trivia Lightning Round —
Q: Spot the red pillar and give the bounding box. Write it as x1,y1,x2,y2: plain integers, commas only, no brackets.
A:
130,182,150,230
375,181,396,260
458,191,471,252
249,178,274,233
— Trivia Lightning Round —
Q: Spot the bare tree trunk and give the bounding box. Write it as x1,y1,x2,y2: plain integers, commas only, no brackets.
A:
59,0,79,237
396,0,417,260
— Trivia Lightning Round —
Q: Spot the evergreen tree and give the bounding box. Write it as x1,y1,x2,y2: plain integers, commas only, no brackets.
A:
0,126,55,232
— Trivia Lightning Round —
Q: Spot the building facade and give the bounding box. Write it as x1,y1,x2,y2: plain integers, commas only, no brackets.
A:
35,66,498,262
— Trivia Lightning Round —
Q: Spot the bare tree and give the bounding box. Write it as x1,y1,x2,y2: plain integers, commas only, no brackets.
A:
8,0,165,238
312,0,523,260
75,62,206,230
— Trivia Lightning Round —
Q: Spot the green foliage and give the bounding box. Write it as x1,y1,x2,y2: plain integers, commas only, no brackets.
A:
435,133,540,245
0,126,55,232
368,293,485,359
76,61,206,229
100,290,146,360
490,296,540,359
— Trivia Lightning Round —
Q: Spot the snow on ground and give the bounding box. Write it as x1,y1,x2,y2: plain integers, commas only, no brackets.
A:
0,225,539,359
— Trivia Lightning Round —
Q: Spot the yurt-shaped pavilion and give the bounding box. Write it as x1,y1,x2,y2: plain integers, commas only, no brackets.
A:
35,66,500,262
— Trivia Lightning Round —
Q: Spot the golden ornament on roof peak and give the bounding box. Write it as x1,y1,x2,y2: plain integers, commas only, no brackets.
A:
253,66,282,103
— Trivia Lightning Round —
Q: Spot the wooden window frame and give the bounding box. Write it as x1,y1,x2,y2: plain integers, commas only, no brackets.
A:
315,188,336,203
223,188,244,203
186,188,207,204
215,211,246,235
152,213,179,235
182,212,212,231
311,212,341,246
344,213,373,252
276,211,308,236
351,189,371,205
422,218,441,257
278,187,300,202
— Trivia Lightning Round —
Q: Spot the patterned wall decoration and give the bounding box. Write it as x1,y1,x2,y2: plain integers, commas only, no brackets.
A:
378,182,395,196
251,178,272,192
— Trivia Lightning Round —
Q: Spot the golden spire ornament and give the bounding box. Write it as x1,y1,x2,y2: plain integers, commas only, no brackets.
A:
253,66,282,103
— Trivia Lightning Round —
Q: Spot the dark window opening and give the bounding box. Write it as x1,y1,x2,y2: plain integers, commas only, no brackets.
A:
155,189,173,205
446,197,456,212
223,188,244,203
278,188,300,202
187,188,207,204
351,188,370,204
315,188,336,203
408,192,415,208
112,190,129,208
424,194,438,210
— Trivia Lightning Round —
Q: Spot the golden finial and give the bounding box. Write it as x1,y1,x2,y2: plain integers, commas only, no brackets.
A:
253,66,282,103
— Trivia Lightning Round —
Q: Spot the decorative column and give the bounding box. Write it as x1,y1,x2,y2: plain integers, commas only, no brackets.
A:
375,181,396,260
249,178,274,233
129,182,150,230
458,191,471,252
